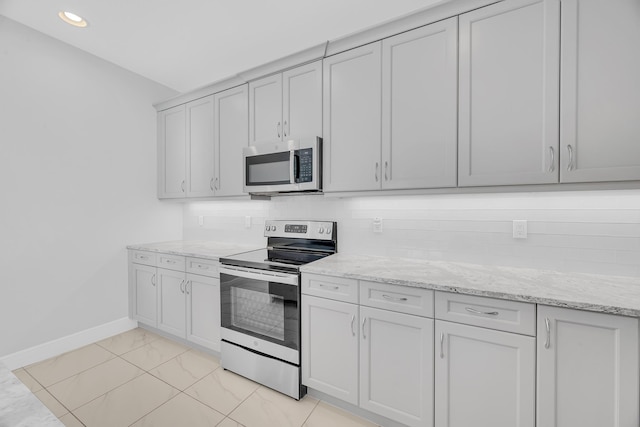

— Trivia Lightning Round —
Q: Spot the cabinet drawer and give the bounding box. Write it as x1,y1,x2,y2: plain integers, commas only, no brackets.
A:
301,273,358,303
131,250,156,266
157,254,186,271
186,257,219,278
435,292,535,336
360,281,434,318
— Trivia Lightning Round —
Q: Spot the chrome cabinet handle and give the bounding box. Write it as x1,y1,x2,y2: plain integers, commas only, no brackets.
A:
465,307,499,316
384,161,389,181
567,144,574,171
196,264,208,270
151,274,156,286
181,180,185,192
382,294,408,302
210,178,214,191
186,281,191,295
277,122,281,138
179,280,185,293
214,177,219,190
548,146,555,172
165,260,176,264
375,163,379,182
362,317,367,339
440,332,445,359
319,283,339,290
138,255,148,260
351,315,356,336
283,120,288,137
544,317,551,349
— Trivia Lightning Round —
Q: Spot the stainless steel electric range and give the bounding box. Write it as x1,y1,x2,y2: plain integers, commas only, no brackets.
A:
219,219,337,399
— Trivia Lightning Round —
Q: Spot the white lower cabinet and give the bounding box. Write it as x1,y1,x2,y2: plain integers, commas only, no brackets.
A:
360,306,434,427
302,275,434,427
131,262,158,326
129,251,221,352
435,320,535,427
186,273,221,351
537,305,639,427
157,268,188,337
301,295,359,405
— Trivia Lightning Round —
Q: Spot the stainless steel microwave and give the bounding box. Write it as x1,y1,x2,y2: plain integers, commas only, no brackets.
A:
243,137,322,195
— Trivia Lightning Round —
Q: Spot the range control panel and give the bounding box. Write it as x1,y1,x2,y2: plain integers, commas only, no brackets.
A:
264,220,336,240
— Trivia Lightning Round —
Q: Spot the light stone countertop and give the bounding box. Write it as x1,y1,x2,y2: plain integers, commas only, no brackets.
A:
300,253,640,317
126,240,262,261
0,362,64,427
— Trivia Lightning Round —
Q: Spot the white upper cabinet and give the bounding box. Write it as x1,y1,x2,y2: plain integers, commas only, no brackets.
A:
249,61,322,144
458,0,560,186
214,85,248,196
158,105,187,198
559,0,640,182
537,305,639,427
249,74,282,143
186,96,216,198
382,17,458,190
283,61,322,140
323,42,383,192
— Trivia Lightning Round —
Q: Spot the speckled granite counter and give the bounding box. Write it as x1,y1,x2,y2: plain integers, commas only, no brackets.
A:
0,362,63,427
300,253,640,317
127,240,261,261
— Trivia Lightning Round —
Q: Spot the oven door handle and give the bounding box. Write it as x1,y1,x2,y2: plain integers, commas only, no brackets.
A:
219,265,299,286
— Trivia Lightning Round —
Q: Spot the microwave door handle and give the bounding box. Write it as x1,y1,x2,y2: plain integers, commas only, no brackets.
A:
290,150,296,184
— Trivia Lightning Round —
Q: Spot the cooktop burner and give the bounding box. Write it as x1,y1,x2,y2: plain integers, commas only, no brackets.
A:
220,220,337,274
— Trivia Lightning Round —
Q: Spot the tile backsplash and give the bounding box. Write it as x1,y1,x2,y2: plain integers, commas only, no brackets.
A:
184,190,640,277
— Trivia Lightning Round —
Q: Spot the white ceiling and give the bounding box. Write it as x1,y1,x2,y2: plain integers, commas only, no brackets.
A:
0,0,442,93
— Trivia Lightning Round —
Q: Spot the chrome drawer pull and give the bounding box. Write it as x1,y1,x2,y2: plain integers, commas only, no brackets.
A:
319,283,340,290
548,146,555,172
138,255,148,260
567,144,574,171
382,294,408,302
196,264,208,269
350,315,356,336
544,317,551,349
165,260,176,264
465,307,499,316
362,317,367,339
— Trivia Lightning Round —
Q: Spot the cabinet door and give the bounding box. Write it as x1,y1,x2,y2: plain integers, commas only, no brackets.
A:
360,307,434,427
157,268,186,338
158,105,186,198
301,295,359,405
249,74,282,144
382,18,458,190
435,320,535,427
458,0,560,186
537,306,639,427
214,84,248,196
282,61,322,140
186,96,215,197
186,273,220,351
560,0,640,182
323,42,382,192
131,263,157,326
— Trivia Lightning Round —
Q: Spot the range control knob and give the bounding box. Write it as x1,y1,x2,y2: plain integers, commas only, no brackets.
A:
318,227,324,234
265,226,270,232
272,226,277,232
325,227,332,235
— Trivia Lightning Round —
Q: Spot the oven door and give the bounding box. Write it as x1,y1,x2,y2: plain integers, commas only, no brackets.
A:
219,265,300,364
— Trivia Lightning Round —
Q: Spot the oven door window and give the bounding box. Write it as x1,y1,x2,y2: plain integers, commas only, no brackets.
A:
245,151,291,186
221,273,299,351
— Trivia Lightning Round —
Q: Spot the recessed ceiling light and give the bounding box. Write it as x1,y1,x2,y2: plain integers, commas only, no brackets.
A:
58,11,88,28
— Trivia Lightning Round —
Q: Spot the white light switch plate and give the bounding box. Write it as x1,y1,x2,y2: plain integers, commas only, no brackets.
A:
513,220,528,239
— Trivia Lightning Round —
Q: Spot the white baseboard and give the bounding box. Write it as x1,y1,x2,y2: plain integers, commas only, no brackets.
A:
0,317,138,371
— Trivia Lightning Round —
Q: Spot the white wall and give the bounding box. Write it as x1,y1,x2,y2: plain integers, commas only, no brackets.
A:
184,190,640,278
0,17,183,358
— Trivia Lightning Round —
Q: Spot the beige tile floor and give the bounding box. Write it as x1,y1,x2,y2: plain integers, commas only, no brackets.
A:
12,328,380,427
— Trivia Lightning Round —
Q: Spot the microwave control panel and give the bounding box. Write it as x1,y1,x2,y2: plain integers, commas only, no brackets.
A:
295,148,313,183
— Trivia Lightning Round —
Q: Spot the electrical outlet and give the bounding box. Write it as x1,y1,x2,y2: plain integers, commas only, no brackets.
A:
373,217,383,233
513,220,528,239
244,216,251,229
198,216,204,227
